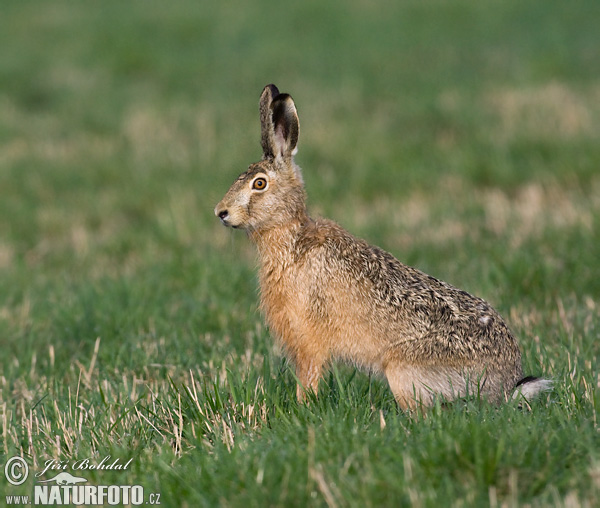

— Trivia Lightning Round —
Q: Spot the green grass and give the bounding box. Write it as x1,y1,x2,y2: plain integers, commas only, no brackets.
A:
1,0,599,506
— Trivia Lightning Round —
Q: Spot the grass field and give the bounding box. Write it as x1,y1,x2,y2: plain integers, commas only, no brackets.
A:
1,0,599,506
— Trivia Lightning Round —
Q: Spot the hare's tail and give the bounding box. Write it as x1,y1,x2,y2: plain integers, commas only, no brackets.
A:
512,376,553,400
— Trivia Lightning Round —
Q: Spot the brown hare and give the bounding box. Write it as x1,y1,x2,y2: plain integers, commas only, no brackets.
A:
215,84,551,409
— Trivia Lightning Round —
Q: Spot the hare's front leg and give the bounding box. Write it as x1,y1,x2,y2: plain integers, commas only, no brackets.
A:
294,353,325,401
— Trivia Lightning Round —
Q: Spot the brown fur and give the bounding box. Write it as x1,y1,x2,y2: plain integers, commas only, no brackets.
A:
215,84,549,409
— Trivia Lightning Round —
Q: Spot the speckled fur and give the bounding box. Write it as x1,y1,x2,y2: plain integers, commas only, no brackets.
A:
215,84,549,409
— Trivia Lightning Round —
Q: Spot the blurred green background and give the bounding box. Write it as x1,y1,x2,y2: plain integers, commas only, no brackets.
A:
1,1,599,506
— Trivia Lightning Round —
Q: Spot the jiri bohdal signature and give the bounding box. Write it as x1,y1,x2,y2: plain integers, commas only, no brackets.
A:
36,456,133,479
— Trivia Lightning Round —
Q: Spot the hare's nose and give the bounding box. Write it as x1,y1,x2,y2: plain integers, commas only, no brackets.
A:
217,209,229,220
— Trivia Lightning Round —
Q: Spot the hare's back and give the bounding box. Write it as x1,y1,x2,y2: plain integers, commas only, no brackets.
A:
296,219,522,366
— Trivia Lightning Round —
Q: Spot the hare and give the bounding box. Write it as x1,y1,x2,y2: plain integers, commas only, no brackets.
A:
215,84,551,409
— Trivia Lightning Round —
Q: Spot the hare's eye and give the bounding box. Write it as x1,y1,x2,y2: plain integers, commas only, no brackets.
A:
252,177,267,190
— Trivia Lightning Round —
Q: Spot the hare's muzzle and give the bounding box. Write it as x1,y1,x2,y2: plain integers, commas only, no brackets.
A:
214,205,231,226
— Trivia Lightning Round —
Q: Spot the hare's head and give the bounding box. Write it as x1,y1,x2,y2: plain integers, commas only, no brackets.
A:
215,85,306,232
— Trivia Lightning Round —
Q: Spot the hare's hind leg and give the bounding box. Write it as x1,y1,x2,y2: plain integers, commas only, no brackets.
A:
384,363,470,410
384,364,433,410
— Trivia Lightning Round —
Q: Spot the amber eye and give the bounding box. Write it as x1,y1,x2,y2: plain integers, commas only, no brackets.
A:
252,177,267,190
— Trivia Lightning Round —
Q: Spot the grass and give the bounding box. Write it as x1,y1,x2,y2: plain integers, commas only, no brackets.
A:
1,0,599,506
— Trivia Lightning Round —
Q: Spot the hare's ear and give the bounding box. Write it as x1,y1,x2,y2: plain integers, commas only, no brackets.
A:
259,84,299,159
260,84,280,158
271,94,299,159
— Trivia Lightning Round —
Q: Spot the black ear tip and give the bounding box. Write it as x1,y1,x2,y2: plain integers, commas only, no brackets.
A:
271,94,296,116
264,84,280,98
